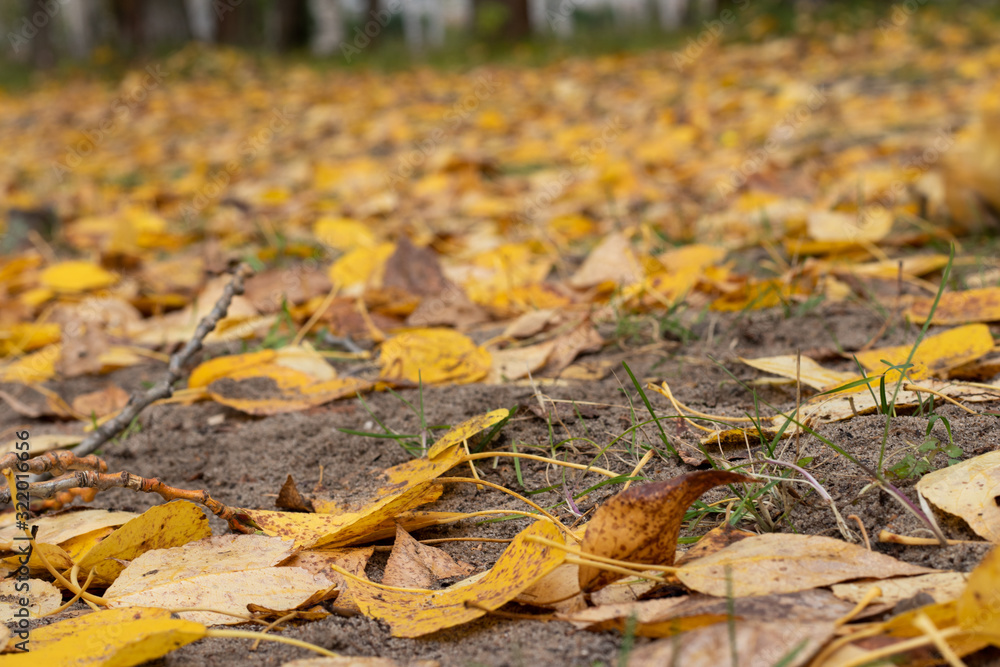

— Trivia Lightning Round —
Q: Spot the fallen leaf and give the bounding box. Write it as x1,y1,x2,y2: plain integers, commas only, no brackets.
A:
0,607,205,666
348,520,566,638
542,320,603,376
243,444,466,549
0,579,61,622
207,375,374,415
917,450,1000,543
426,408,510,459
0,508,138,548
564,589,851,636
578,471,751,592
831,572,968,607
740,355,858,390
102,536,330,626
675,522,755,566
71,384,130,419
677,533,934,597
39,261,118,292
283,546,374,610
807,208,892,242
853,324,994,379
516,563,585,612
627,619,836,667
908,288,1000,325
486,340,555,383
276,475,316,512
77,501,212,584
569,232,643,290
377,328,491,386
382,524,474,589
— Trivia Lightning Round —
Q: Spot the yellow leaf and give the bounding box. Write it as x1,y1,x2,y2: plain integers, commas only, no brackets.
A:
348,520,566,637
426,408,510,459
40,261,118,293
77,501,212,584
957,546,1000,636
2,538,74,574
1,607,205,667
328,242,395,296
314,217,377,252
0,343,60,383
207,376,375,415
0,508,138,548
188,350,280,388
0,323,60,356
677,533,933,597
190,346,365,414
243,445,466,549
908,287,1000,325
853,324,994,379
917,450,1000,543
378,328,491,386
658,244,727,272
807,209,892,242
740,355,858,390
106,535,330,626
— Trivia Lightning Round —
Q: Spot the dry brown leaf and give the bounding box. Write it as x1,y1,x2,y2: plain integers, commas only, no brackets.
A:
517,563,585,612
578,471,751,592
276,474,316,512
677,533,934,597
675,522,755,567
542,320,603,376
283,546,374,610
71,384,130,419
486,340,555,383
569,232,643,290
382,524,474,589
627,619,836,667
830,572,968,608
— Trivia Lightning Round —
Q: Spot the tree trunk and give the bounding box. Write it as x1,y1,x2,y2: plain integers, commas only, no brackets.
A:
475,0,531,43
26,0,56,67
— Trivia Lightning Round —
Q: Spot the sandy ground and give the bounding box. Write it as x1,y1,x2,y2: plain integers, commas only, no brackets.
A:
7,302,1000,666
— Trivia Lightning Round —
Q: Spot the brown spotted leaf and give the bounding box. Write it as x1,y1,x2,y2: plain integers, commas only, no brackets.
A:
382,524,474,589
578,471,751,592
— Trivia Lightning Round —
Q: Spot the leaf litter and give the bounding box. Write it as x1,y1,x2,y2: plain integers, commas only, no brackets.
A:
5,6,1000,667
